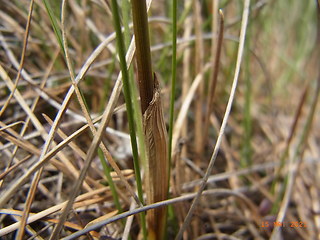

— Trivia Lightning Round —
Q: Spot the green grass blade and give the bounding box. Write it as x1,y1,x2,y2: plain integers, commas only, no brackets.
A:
110,0,147,238
121,0,148,171
168,0,177,179
42,0,64,53
98,149,122,213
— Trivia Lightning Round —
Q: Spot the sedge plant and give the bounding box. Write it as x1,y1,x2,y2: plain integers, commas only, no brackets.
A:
130,0,170,239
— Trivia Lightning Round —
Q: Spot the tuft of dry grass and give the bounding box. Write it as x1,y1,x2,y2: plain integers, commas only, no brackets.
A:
0,0,319,239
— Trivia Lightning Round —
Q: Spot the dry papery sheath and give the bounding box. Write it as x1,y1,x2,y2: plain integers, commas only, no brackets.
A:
143,74,168,240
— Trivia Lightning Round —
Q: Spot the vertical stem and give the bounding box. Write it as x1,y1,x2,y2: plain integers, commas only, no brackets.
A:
175,0,251,238
204,9,224,144
168,0,178,178
194,0,205,166
110,0,147,239
241,15,252,167
98,149,122,213
131,0,154,113
131,2,169,240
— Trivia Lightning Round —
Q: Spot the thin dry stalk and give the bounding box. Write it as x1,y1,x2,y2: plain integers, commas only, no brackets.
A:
172,63,211,155
209,115,241,191
0,0,34,118
0,32,71,114
16,169,41,239
271,84,309,203
42,114,104,189
48,79,137,239
46,0,155,230
31,18,140,207
0,113,110,207
181,0,193,177
175,0,251,238
0,186,111,236
0,48,60,190
0,64,81,216
122,200,136,240
271,41,320,240
0,155,31,180
62,188,257,239
210,0,220,66
17,7,94,230
0,127,94,193
176,1,193,235
0,0,149,222
204,10,224,143
0,64,46,137
171,62,211,238
193,0,205,167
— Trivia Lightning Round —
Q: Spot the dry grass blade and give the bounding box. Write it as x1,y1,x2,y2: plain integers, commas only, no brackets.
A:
194,0,205,166
0,127,41,157
180,0,193,156
41,1,153,223
47,0,155,233
0,0,142,212
48,82,134,238
0,47,59,191
143,76,168,240
204,10,224,142
271,84,309,202
0,121,24,132
0,186,110,236
17,5,100,228
122,200,136,240
42,114,106,189
1,0,318,239
175,0,251,238
16,167,41,239
271,81,320,239
84,210,118,228
47,0,153,227
172,63,211,153
0,0,34,118
0,53,54,236
271,11,320,237
0,65,46,137
0,114,99,208
62,188,253,239
0,121,92,191
0,32,71,115
0,155,31,181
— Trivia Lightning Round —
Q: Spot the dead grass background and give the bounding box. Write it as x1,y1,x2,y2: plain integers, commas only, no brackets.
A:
0,0,319,239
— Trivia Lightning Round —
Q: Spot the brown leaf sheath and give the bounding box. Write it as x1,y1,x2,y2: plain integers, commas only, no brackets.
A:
143,74,169,240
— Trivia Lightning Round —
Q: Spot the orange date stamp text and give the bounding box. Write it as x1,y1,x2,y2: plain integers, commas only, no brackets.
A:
261,221,307,228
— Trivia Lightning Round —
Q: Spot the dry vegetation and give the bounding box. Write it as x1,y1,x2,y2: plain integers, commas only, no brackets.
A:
0,0,319,239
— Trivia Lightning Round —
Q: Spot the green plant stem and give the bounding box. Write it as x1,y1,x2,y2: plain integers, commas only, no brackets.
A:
122,0,131,48
168,0,177,179
98,149,122,212
98,150,128,228
167,1,177,237
166,0,180,236
110,0,147,239
121,0,148,171
131,0,154,113
42,0,64,53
